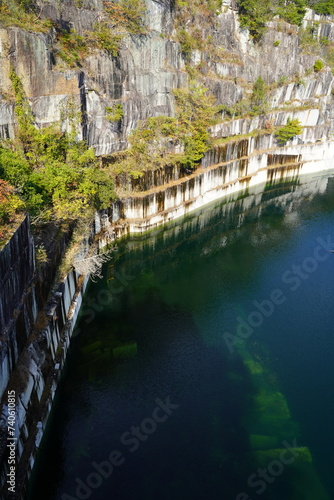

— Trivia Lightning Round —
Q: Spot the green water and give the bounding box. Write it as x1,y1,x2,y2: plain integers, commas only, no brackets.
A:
27,173,334,500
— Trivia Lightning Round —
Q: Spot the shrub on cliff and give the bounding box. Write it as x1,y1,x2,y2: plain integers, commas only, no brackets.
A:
276,0,306,26
0,179,24,243
0,180,24,224
239,0,306,39
106,103,124,122
0,134,115,222
311,0,334,15
250,77,268,115
110,83,221,175
314,59,324,72
0,70,115,225
275,118,303,144
0,0,147,63
173,84,220,167
0,0,52,32
239,0,272,39
103,0,147,35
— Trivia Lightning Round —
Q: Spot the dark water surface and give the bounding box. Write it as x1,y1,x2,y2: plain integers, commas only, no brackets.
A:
27,173,334,500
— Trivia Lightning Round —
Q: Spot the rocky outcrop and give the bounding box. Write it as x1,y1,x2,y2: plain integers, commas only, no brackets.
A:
1,1,334,154
102,131,334,235
0,217,36,398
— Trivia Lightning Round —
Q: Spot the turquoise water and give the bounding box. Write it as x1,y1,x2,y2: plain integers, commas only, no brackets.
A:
27,173,334,500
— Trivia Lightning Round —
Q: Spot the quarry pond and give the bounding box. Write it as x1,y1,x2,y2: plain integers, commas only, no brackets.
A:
27,171,334,500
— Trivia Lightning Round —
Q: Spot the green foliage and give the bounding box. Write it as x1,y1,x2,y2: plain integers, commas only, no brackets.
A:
221,78,270,119
295,75,305,86
177,29,200,60
0,134,115,220
250,77,268,115
103,0,147,35
86,0,148,58
16,0,34,10
106,103,123,122
35,243,48,266
0,147,31,190
278,76,287,85
313,59,324,72
275,117,303,144
273,40,280,46
320,36,330,46
110,117,176,177
0,70,115,226
239,0,306,39
311,0,334,15
239,0,273,39
173,84,219,167
120,0,147,33
276,0,306,26
175,0,222,16
299,25,321,54
0,179,24,225
56,29,88,67
9,68,39,148
90,25,123,56
0,0,147,66
111,83,220,175
174,0,227,67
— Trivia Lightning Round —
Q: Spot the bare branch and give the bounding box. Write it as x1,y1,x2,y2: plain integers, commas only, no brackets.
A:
73,245,117,281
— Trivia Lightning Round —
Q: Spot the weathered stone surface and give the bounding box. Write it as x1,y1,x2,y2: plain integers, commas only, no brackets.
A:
0,100,15,139
0,217,35,335
36,0,104,34
0,217,91,498
1,0,333,153
2,3,334,499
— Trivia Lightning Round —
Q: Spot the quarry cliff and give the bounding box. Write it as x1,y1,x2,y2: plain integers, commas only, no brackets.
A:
1,1,334,497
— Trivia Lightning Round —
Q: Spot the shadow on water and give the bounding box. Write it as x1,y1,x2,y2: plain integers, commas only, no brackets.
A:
27,173,334,500
28,302,260,499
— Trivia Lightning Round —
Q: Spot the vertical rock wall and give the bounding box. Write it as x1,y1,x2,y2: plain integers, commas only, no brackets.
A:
1,1,334,156
0,216,36,399
0,218,94,500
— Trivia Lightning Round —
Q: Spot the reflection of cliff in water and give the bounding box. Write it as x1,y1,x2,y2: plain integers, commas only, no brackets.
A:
111,172,334,276
27,171,334,500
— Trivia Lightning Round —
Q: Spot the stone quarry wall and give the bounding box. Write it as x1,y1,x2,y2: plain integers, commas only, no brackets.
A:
1,1,334,154
0,218,95,500
104,130,334,236
0,217,36,398
2,1,334,497
1,135,334,500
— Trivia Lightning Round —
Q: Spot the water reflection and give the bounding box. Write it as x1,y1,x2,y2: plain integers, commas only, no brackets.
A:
27,171,334,500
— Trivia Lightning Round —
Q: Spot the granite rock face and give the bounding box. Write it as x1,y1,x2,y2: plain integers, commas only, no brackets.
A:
0,0,187,153
0,217,36,401
2,4,334,497
1,1,334,155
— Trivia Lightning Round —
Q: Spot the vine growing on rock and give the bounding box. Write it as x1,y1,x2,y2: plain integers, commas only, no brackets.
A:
250,76,268,115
